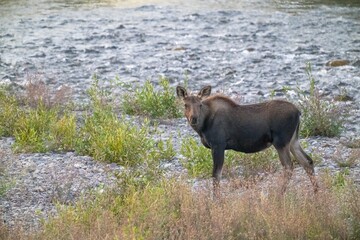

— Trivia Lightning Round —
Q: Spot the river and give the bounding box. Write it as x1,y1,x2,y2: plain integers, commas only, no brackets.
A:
0,0,359,107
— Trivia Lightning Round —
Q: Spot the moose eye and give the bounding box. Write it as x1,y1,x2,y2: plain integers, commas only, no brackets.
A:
184,104,189,109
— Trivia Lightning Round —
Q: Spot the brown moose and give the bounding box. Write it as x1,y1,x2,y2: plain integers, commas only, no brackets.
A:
176,85,319,195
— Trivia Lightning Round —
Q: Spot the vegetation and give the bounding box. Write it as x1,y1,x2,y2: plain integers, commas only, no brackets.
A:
0,71,358,240
76,78,154,166
180,136,279,179
296,63,343,137
13,104,77,153
0,77,175,166
333,149,360,168
122,77,182,118
0,86,20,137
2,172,358,240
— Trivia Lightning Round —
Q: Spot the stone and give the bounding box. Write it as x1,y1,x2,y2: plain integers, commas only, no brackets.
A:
325,59,350,67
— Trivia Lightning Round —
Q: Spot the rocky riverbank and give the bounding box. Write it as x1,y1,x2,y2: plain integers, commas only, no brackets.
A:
1,114,359,231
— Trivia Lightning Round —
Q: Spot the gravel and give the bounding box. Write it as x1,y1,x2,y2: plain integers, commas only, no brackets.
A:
1,114,359,231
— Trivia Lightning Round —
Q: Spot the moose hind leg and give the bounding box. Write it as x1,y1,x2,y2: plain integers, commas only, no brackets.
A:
276,145,294,194
290,139,319,193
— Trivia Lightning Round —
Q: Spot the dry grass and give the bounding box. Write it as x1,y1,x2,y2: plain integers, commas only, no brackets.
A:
23,73,72,108
2,173,355,240
333,148,360,168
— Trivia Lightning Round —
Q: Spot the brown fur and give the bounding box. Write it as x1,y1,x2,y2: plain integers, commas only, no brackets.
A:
177,85,319,196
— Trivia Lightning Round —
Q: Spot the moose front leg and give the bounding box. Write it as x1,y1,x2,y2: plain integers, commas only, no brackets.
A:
211,146,225,198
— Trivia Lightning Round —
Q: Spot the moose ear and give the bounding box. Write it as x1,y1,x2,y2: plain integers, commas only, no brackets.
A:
176,86,188,99
198,85,211,99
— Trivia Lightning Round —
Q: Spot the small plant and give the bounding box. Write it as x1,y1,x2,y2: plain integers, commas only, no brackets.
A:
343,137,360,149
154,137,176,161
0,166,11,197
76,110,155,166
297,63,343,137
122,77,182,118
13,103,58,152
333,169,351,190
232,148,279,178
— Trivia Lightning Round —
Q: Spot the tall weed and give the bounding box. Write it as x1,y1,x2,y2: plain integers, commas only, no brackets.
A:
297,63,343,137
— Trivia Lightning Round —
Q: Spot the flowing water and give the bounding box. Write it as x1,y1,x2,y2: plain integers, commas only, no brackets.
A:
1,0,359,104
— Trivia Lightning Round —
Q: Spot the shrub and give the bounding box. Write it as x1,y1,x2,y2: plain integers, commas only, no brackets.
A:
23,74,72,108
75,77,175,166
13,103,77,153
76,110,155,166
13,103,58,152
49,113,77,152
122,77,182,118
297,63,343,137
333,149,359,168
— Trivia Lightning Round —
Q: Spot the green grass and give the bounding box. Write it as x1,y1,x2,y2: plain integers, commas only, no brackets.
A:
122,77,182,118
180,136,279,179
0,77,175,167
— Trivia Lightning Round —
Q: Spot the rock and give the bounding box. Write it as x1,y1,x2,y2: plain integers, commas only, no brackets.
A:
325,59,350,67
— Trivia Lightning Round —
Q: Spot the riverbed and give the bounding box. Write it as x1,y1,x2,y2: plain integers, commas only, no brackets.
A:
1,0,359,105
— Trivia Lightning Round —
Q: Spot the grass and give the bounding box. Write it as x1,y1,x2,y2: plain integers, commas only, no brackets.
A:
0,77,175,166
180,136,279,179
4,171,356,240
0,157,11,197
0,85,21,137
122,76,182,118
333,149,360,168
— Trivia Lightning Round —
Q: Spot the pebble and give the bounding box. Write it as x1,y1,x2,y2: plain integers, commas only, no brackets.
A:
0,138,123,231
